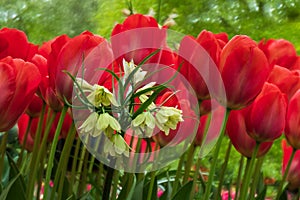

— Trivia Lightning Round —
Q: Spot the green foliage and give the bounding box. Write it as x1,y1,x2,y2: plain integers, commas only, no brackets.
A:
0,0,99,44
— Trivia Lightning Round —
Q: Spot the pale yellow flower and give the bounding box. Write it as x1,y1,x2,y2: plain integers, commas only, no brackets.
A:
79,112,99,137
123,59,147,84
97,113,121,136
76,78,118,107
104,134,130,157
132,111,156,137
155,106,184,135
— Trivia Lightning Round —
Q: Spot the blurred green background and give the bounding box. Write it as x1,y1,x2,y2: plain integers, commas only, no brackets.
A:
1,0,300,52
1,0,298,194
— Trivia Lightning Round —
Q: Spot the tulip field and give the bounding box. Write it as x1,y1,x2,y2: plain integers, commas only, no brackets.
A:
1,1,300,200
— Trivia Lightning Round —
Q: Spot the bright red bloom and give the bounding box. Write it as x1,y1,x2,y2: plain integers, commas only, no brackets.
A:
0,28,38,61
26,94,44,118
285,89,300,149
282,140,300,191
259,38,298,69
217,35,271,109
0,57,41,131
267,65,300,100
52,32,106,104
111,14,177,71
178,30,224,100
227,110,273,158
245,83,287,142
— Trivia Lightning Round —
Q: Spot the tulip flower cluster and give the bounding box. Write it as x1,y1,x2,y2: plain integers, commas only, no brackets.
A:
1,13,300,200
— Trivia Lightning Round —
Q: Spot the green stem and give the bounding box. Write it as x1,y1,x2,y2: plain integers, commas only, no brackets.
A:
17,117,33,167
74,143,87,195
248,156,264,199
102,166,115,200
235,155,245,199
171,150,185,197
239,142,260,200
190,156,202,200
69,138,81,195
0,132,8,181
88,155,95,174
146,171,156,200
183,144,196,184
203,109,230,200
96,163,104,196
156,0,162,23
26,103,46,200
78,151,89,197
111,167,119,200
215,139,232,200
276,148,296,200
43,105,68,200
51,124,76,200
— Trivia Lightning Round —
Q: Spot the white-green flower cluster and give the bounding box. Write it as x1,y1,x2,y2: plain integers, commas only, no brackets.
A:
76,59,184,157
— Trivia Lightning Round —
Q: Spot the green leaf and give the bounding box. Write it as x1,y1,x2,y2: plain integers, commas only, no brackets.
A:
171,181,193,200
118,173,136,200
137,49,161,66
132,178,145,200
159,171,172,200
132,86,166,119
97,67,120,82
143,176,158,200
6,153,26,200
255,186,267,200
0,174,21,200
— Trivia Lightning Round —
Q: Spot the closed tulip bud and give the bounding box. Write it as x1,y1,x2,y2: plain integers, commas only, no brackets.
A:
259,38,298,69
227,110,273,158
216,35,271,109
285,89,300,149
267,65,300,100
245,83,287,142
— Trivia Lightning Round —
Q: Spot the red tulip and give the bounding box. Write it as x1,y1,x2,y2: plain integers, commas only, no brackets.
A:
259,38,298,69
0,28,38,61
31,53,64,112
217,35,271,109
285,89,300,149
267,65,300,100
26,94,44,118
245,83,287,142
282,140,300,191
111,14,177,70
227,110,273,158
0,57,41,131
52,31,106,104
178,30,226,101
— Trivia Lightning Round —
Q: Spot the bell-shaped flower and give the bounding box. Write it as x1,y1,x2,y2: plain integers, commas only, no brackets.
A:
104,134,130,157
123,59,147,85
97,113,121,136
76,78,118,107
155,106,184,135
132,111,156,137
79,112,99,137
